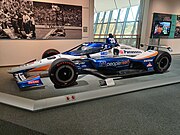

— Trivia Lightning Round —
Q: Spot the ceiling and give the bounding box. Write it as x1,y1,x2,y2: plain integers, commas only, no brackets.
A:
94,0,140,13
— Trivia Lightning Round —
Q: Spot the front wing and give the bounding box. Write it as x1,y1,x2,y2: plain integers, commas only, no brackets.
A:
14,73,44,89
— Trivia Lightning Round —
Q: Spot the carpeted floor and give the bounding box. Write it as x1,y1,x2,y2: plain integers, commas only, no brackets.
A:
0,55,180,135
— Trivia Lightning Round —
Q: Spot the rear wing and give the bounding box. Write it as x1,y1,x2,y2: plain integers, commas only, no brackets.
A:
140,44,173,52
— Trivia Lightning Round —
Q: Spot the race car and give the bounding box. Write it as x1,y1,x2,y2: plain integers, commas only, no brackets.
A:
50,28,66,37
8,42,172,89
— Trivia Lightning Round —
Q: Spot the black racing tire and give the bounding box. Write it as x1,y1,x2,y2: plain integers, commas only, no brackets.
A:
42,49,60,59
154,51,171,73
49,58,78,88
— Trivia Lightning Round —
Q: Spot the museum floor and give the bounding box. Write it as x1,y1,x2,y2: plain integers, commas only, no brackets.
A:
0,55,180,135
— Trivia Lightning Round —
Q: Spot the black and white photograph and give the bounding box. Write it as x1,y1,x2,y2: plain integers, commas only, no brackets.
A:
0,0,82,39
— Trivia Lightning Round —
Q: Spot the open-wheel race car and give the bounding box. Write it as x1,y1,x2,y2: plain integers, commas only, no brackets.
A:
50,27,66,37
8,42,172,89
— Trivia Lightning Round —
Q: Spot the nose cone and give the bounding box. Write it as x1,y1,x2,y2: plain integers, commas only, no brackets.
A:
7,66,21,74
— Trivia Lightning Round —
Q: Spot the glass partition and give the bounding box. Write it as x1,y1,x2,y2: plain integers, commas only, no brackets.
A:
94,0,142,47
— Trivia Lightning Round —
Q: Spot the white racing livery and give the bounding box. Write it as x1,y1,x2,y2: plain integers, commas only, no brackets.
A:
8,42,172,89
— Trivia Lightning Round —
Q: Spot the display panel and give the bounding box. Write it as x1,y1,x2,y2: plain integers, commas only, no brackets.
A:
150,13,172,38
0,0,82,40
153,21,171,37
150,13,180,39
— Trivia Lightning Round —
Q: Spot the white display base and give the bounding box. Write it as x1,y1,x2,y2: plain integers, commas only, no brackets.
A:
1,76,180,111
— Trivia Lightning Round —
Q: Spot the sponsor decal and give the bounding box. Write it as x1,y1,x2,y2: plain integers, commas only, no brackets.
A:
108,38,116,44
100,60,130,67
144,59,153,62
121,60,130,65
74,61,85,65
100,51,108,55
99,61,107,67
147,62,152,67
119,50,124,54
28,80,40,84
57,62,74,67
107,62,122,67
124,50,142,54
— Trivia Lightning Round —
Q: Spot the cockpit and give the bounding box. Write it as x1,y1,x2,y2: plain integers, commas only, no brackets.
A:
63,42,119,56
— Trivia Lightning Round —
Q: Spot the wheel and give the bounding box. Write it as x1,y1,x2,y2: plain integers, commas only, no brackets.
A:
42,49,60,59
154,51,171,73
49,58,78,88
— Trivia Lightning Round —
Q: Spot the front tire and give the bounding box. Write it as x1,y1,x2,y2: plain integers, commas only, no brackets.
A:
49,58,78,88
154,51,171,73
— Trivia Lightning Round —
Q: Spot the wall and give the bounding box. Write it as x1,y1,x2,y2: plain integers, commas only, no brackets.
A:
140,0,150,45
0,0,94,66
141,0,180,54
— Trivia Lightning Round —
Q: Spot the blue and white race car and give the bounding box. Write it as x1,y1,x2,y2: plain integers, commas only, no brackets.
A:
8,42,172,89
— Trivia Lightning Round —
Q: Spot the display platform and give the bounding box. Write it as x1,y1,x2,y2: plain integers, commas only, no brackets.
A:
1,55,180,111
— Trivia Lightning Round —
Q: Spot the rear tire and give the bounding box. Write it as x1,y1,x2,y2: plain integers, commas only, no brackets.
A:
42,49,60,59
49,58,78,88
154,51,171,73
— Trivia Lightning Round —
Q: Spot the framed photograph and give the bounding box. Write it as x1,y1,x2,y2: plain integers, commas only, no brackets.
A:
0,0,82,40
174,15,180,38
150,13,172,38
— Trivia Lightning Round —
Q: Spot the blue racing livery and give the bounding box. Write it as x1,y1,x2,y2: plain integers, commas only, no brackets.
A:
16,76,43,89
62,42,118,56
74,56,156,75
8,42,172,89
